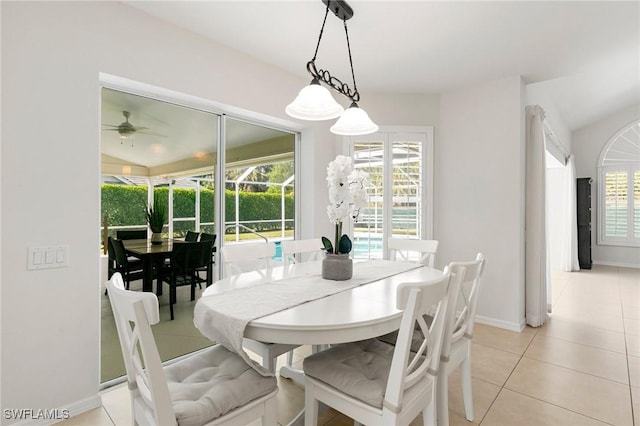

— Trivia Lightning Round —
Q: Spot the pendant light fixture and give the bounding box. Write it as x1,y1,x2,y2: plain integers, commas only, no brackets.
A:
286,0,378,135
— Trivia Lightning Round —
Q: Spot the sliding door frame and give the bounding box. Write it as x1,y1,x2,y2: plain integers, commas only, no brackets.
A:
99,74,302,281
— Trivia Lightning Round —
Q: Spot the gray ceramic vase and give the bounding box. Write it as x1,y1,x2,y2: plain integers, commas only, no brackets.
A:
322,253,353,281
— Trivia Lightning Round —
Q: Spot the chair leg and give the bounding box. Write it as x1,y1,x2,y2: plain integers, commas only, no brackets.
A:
170,285,176,320
286,350,294,366
262,396,277,426
461,357,474,421
423,392,436,426
304,382,319,426
437,369,449,426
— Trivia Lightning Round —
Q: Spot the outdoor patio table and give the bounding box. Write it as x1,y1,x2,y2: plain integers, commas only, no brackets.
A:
122,238,175,293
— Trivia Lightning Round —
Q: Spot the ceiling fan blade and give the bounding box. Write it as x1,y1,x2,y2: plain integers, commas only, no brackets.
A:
133,126,150,131
102,124,121,128
137,129,168,138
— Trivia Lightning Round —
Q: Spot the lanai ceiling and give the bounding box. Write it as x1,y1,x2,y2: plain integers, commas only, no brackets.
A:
101,88,293,177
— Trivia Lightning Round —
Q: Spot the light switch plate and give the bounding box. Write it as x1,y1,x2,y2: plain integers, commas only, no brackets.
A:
28,245,69,270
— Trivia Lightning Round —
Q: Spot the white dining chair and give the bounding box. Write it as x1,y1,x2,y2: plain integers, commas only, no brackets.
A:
280,238,324,272
302,266,465,426
220,241,275,279
438,253,486,426
106,273,278,426
220,241,298,373
388,237,439,267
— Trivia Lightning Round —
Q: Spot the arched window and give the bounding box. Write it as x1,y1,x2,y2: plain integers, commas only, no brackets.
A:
598,120,640,246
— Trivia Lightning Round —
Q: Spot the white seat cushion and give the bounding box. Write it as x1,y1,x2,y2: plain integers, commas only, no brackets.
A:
303,339,394,408
164,345,277,426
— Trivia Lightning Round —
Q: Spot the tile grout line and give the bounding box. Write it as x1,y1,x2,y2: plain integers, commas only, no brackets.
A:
500,387,618,426
522,333,633,386
490,329,617,424
492,266,635,426
477,325,540,425
479,266,634,425
617,267,637,426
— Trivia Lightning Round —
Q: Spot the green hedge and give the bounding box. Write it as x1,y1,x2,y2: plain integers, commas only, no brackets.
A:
101,184,294,236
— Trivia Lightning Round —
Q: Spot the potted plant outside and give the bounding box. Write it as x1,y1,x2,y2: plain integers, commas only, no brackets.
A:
146,198,166,245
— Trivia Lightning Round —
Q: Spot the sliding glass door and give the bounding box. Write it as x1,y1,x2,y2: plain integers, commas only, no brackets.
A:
99,87,298,385
222,118,296,247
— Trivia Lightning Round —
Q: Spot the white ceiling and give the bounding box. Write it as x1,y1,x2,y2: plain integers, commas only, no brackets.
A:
123,0,640,132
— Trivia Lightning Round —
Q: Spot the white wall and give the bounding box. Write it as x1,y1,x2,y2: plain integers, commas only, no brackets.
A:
0,2,440,420
546,161,566,271
437,76,526,331
526,82,572,153
573,104,640,268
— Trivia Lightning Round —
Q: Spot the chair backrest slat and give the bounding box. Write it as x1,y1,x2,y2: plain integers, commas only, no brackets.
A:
280,238,324,270
199,232,216,243
110,238,130,268
107,274,176,425
185,230,199,242
171,241,211,272
384,266,464,409
221,242,275,279
388,238,439,267
442,253,486,358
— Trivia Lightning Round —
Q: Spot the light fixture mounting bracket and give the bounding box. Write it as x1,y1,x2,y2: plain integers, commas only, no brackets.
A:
321,0,353,21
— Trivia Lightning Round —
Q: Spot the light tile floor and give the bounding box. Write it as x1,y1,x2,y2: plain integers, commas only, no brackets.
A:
65,265,639,425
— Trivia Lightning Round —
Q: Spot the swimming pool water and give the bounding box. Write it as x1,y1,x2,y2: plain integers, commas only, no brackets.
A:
273,238,383,260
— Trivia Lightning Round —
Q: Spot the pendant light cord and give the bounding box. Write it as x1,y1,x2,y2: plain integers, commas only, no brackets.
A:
312,4,331,61
343,19,358,98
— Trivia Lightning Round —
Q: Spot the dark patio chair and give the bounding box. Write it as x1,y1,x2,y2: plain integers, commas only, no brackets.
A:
110,237,145,290
198,233,217,285
161,241,213,320
185,230,199,242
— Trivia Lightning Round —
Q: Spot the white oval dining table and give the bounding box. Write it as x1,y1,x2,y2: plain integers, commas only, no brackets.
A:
196,259,443,426
198,259,443,346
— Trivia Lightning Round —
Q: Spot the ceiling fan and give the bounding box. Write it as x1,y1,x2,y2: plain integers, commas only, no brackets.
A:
103,110,164,140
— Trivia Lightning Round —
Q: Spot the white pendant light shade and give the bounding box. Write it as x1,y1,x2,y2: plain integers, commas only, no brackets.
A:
330,103,379,136
286,81,344,121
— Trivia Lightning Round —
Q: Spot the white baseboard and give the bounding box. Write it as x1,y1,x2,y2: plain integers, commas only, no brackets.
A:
66,394,103,419
475,314,525,332
593,260,640,269
9,394,102,426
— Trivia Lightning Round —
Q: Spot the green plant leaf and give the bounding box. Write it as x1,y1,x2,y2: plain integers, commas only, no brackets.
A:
321,236,333,254
146,198,166,233
338,234,352,254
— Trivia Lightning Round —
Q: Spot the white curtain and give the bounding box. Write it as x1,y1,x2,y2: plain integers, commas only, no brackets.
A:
525,105,549,327
561,155,580,272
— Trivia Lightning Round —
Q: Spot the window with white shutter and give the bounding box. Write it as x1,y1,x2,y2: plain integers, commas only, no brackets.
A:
598,121,640,246
345,127,434,260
